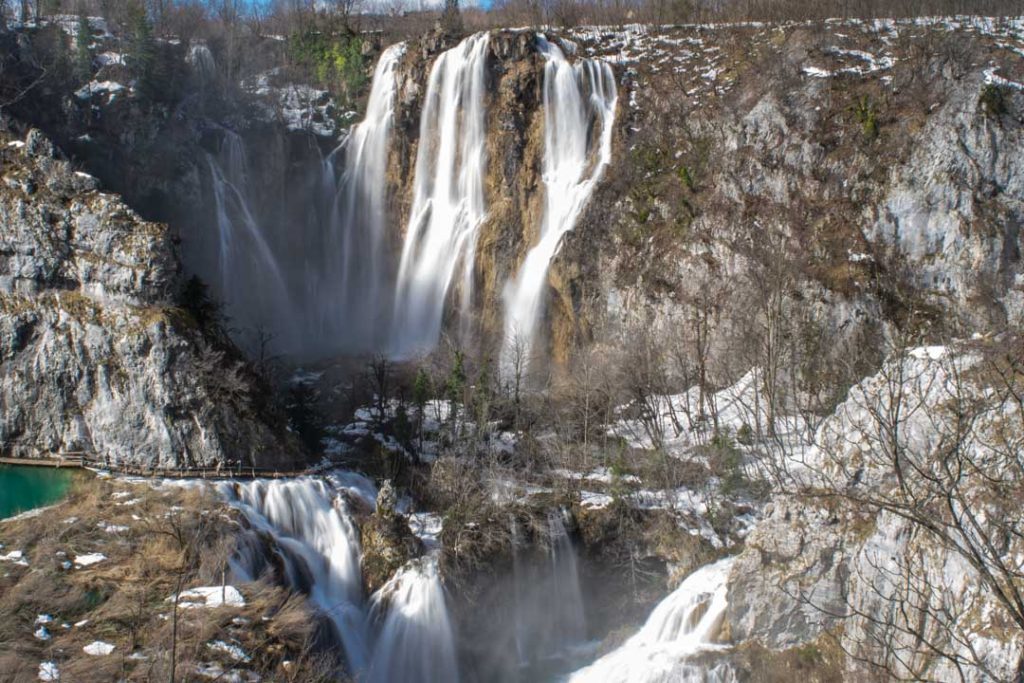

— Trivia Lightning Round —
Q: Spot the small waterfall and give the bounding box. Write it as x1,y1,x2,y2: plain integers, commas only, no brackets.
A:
568,557,736,683
219,476,459,683
501,36,617,374
318,42,406,350
187,42,216,83
219,478,371,670
366,557,460,683
547,510,587,648
391,32,490,358
508,512,588,668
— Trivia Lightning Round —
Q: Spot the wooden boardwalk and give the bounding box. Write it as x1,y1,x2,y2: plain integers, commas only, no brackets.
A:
0,454,316,480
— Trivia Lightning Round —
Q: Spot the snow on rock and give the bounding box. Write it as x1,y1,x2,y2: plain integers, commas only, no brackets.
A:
580,491,614,509
74,553,107,567
74,80,127,102
195,662,259,682
38,661,60,682
408,512,443,548
170,585,246,609
34,626,51,641
1,550,29,566
83,641,116,656
207,640,251,663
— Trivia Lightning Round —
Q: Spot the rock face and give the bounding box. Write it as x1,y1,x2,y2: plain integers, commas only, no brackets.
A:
727,343,1024,681
0,123,300,468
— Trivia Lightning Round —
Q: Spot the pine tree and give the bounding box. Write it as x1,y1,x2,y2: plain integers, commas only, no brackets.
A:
126,1,158,100
75,13,93,85
447,350,466,429
413,368,431,452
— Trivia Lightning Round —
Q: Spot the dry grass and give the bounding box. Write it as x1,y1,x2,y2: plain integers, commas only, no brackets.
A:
0,473,338,682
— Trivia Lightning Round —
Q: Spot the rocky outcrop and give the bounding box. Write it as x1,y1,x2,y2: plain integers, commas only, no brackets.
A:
0,123,301,468
726,342,1024,680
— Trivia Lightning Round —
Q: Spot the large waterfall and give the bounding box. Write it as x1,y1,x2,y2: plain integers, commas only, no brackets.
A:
568,557,737,683
390,32,491,358
319,42,406,350
219,477,458,682
198,31,619,364
501,37,617,373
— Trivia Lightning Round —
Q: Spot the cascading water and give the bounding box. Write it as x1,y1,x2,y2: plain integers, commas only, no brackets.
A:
508,512,589,670
219,478,371,670
317,42,406,350
390,32,490,358
219,476,460,683
568,557,737,683
501,36,617,374
205,131,296,348
366,557,460,683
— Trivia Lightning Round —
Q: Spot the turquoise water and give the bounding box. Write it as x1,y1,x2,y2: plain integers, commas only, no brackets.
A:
0,465,75,519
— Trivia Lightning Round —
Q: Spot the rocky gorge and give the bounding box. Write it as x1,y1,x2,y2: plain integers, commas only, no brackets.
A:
0,7,1023,683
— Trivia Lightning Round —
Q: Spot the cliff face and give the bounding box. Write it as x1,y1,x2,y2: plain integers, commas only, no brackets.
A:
558,21,1024,377
0,124,300,468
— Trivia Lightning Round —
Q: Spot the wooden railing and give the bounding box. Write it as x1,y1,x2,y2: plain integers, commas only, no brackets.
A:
0,452,322,480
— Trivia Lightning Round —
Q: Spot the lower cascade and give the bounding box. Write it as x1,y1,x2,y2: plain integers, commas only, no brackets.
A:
568,557,737,683
218,477,457,682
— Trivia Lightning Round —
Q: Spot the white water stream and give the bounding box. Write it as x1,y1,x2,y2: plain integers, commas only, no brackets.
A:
568,557,737,683
501,36,617,374
391,32,491,357
219,477,457,682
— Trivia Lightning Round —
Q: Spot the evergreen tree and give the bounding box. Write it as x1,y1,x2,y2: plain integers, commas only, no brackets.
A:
126,1,158,100
413,368,431,452
75,13,93,85
447,350,466,429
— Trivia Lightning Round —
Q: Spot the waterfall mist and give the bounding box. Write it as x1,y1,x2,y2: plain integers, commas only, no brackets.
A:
390,32,491,358
501,36,617,375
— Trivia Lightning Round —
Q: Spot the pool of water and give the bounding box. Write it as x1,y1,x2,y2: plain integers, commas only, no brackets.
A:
0,464,76,519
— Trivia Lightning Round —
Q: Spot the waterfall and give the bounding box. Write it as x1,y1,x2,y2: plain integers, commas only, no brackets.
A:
205,131,295,347
568,557,736,683
366,557,460,683
219,476,459,682
318,42,406,351
547,510,587,649
508,511,588,668
390,32,490,358
501,36,617,374
219,478,371,670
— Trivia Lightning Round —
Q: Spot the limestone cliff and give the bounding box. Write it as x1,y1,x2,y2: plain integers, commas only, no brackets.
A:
0,123,301,468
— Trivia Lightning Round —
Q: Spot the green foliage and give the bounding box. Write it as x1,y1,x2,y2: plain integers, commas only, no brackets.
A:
447,350,466,425
288,31,366,99
178,275,222,331
853,95,879,140
413,368,431,410
979,83,1008,119
736,423,754,446
75,13,93,85
127,2,159,100
286,382,324,452
677,165,695,192
393,403,414,452
707,430,746,496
